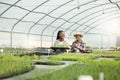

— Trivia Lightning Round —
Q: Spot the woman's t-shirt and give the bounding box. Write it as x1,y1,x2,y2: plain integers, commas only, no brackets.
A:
54,39,69,47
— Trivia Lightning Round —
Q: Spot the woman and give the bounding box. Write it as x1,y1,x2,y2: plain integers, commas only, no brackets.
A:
71,32,86,53
53,30,69,54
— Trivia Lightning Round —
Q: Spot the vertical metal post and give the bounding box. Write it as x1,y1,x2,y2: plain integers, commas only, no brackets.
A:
52,35,54,46
10,32,13,48
101,35,103,49
27,34,29,48
10,32,13,55
41,34,42,48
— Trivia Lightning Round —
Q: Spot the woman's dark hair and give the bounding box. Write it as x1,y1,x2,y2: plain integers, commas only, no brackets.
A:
56,30,64,40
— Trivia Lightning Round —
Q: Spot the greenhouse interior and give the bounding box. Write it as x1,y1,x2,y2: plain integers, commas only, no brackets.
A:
0,0,120,80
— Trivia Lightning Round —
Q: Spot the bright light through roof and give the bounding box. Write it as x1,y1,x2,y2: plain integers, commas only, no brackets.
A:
98,19,120,35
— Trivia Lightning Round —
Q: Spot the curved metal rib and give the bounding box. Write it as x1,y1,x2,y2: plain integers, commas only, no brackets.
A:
81,12,119,33
51,5,119,44
64,6,116,32
84,13,120,34
0,0,21,16
68,12,120,38
0,1,82,28
68,8,119,37
40,1,95,47
27,0,74,34
9,0,50,47
52,1,120,37
51,3,113,37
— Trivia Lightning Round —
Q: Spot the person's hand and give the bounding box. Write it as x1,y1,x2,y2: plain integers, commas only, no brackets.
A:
76,46,83,51
76,46,80,49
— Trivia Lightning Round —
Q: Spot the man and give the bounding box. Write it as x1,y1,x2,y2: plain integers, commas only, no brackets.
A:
71,32,86,53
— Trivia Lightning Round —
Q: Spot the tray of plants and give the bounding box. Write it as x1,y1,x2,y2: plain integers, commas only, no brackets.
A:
51,47,70,49
51,44,70,50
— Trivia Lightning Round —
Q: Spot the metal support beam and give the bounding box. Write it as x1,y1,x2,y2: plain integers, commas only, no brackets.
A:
0,0,21,16
40,1,96,47
9,0,50,47
85,15,120,34
68,9,119,38
52,2,120,42
108,0,120,10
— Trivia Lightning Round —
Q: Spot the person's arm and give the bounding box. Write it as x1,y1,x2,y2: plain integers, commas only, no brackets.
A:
79,42,86,52
82,42,86,51
71,42,76,48
72,42,80,49
72,42,84,51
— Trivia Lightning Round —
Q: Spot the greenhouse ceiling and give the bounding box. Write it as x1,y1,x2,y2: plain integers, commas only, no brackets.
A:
0,0,120,47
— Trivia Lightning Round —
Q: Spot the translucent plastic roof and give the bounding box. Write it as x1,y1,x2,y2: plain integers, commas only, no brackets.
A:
0,0,120,48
